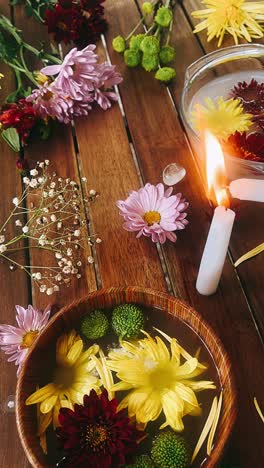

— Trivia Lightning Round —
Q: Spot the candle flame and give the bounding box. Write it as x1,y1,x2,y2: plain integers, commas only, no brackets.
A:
205,131,229,207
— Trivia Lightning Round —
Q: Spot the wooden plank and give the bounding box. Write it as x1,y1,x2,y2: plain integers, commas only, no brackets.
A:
13,6,97,310
0,4,31,467
74,55,168,290
181,0,264,337
104,0,264,466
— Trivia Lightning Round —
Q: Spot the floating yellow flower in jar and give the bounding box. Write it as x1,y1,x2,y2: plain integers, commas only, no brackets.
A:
107,330,215,431
192,0,264,47
26,330,101,429
191,97,253,140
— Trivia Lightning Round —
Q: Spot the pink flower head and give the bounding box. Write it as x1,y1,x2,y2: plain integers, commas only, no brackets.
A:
26,82,73,124
41,45,98,99
117,183,189,244
0,304,50,374
93,62,123,110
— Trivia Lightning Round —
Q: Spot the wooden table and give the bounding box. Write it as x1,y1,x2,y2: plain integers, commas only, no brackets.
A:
0,1,263,466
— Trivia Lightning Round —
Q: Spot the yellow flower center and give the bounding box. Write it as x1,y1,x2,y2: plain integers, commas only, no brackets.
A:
22,330,39,348
143,210,161,226
54,366,75,389
148,363,175,390
85,424,109,449
226,3,241,22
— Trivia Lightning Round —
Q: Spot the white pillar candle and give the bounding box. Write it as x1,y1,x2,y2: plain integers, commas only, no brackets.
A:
229,179,264,202
196,206,235,296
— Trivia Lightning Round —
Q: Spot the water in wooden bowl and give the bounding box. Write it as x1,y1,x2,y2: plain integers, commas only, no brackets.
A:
16,287,236,468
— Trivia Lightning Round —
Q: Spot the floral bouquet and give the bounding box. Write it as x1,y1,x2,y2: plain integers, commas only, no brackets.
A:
0,14,122,169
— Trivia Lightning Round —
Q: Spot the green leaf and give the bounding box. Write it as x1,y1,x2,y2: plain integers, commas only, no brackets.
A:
25,4,34,17
1,128,21,152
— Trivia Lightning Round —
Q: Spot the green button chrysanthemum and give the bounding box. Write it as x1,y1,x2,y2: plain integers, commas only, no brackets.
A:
124,49,141,67
140,36,160,54
129,34,145,51
142,2,153,15
142,53,159,72
112,35,126,53
155,67,176,82
159,45,175,65
155,6,173,27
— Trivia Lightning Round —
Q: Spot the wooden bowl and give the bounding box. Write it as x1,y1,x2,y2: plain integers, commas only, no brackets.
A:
16,287,237,467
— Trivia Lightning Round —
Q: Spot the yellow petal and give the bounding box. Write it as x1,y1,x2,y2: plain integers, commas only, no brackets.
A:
174,358,198,378
40,394,58,414
75,344,99,365
26,384,57,405
161,389,184,431
111,381,133,392
56,333,69,365
207,392,223,454
191,396,218,463
65,339,83,365
234,243,264,267
254,397,264,423
38,410,52,435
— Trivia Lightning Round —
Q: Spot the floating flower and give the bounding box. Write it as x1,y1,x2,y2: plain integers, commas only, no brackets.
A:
45,0,107,47
0,304,50,374
192,0,264,47
107,331,215,431
117,183,189,244
191,97,253,140
224,131,264,162
0,99,38,143
26,82,73,124
230,79,264,114
56,389,144,468
26,330,101,428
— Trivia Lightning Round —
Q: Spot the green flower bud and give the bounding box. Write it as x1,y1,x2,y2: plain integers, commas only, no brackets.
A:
142,53,159,72
155,6,173,27
142,2,153,14
129,34,145,50
124,49,141,67
151,431,191,468
140,36,160,54
81,310,109,340
112,35,126,53
155,66,176,83
159,45,175,65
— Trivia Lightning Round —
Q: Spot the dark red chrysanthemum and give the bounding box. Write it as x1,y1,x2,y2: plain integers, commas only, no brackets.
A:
0,99,38,143
230,79,264,115
56,389,144,468
224,131,264,162
45,0,107,47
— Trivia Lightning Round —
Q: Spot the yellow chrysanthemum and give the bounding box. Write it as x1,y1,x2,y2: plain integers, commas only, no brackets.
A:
191,96,253,139
26,330,101,429
192,0,264,46
107,330,215,431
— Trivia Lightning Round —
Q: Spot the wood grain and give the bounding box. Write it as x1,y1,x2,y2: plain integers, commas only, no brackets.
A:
105,0,264,466
0,3,31,467
13,6,97,310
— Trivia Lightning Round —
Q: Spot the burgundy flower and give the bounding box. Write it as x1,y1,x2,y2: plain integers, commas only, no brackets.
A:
45,0,107,47
56,389,144,468
230,79,264,115
0,99,38,143
224,131,264,162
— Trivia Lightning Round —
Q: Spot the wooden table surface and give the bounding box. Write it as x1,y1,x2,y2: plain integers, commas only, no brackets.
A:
0,1,263,467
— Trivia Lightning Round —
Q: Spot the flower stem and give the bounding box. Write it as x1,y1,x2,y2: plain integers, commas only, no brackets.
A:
125,16,146,41
42,53,62,65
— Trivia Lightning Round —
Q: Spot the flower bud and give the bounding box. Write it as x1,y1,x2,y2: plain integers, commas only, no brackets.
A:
155,67,176,83
141,53,159,72
129,34,145,51
112,35,126,53
155,6,173,27
159,45,175,65
140,36,160,54
124,49,141,67
142,2,153,14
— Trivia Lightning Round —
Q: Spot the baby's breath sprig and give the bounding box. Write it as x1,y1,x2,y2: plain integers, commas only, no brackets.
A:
112,0,176,83
0,160,100,295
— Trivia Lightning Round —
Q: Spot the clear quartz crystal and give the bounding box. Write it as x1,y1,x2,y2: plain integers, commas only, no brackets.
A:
4,395,16,413
163,163,186,186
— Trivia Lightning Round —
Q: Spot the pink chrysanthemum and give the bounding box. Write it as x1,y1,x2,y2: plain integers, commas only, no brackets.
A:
41,45,98,99
117,183,189,244
0,305,50,374
93,62,122,110
26,82,73,124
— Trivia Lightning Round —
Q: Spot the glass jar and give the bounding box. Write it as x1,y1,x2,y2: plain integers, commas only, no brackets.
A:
180,44,264,180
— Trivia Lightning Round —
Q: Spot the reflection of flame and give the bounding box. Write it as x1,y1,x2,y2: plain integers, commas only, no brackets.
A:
205,131,229,208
